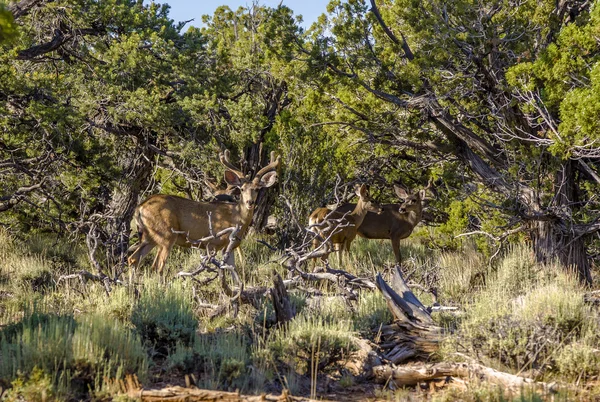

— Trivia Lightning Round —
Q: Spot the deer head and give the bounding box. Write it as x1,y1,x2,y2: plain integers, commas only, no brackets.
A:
394,180,432,214
219,150,279,210
356,183,383,215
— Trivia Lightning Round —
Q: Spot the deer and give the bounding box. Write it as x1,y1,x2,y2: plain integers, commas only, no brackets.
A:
127,150,280,275
204,177,239,202
335,181,431,265
308,184,383,265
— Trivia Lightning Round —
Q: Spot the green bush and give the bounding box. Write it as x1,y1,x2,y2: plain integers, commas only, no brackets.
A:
0,229,54,293
0,311,148,400
353,291,393,334
436,249,486,305
490,245,538,297
2,367,55,402
131,279,198,352
167,331,251,391
455,246,598,377
554,340,600,382
267,312,357,374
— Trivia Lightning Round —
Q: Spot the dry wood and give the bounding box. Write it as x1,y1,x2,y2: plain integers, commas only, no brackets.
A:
126,386,311,401
119,373,312,401
375,266,442,364
372,362,555,392
271,271,295,324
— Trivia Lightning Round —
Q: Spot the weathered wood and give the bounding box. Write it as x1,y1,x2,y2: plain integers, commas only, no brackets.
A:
120,375,312,401
270,271,295,324
372,362,554,392
375,266,443,364
126,386,311,401
389,266,432,324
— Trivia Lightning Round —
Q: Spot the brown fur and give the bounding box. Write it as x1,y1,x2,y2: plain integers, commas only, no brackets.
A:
128,152,278,275
308,184,382,264
335,184,427,264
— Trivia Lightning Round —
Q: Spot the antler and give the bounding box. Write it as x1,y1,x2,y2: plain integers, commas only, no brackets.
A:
425,178,433,190
255,151,280,178
219,150,245,179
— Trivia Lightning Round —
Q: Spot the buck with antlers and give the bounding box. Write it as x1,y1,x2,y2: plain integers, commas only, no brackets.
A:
335,181,431,264
308,184,383,264
127,150,280,275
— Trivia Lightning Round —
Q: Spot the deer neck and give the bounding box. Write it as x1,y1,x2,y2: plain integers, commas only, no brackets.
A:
404,205,423,227
236,202,256,233
350,199,370,227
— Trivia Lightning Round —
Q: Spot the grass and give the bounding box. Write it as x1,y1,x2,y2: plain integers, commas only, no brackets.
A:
1,227,599,399
131,277,198,352
265,311,358,375
0,311,148,400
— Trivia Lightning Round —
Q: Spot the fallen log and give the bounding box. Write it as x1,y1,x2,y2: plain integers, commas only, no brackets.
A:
121,375,314,401
126,386,312,401
372,362,555,392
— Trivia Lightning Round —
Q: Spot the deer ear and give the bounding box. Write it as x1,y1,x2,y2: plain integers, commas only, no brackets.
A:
259,171,277,188
224,170,243,187
419,189,427,200
359,184,369,197
394,184,410,199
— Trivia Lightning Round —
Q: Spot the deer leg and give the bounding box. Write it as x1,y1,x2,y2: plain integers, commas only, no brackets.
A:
391,235,402,266
128,240,155,267
128,240,155,283
155,245,174,277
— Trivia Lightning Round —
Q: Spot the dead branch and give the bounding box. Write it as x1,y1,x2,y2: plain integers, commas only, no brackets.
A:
455,225,527,261
57,270,119,297
0,179,46,212
7,0,47,20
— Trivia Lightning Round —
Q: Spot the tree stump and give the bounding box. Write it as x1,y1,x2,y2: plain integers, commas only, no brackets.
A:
375,266,443,364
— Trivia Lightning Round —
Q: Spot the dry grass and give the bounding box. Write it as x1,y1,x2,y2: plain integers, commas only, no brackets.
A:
1,228,599,399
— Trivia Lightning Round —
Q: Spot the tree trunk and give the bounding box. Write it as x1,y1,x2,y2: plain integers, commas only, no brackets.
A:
532,161,591,284
103,140,153,265
245,142,278,232
533,220,591,284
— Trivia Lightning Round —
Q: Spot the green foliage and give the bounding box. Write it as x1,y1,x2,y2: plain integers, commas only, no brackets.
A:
0,229,55,298
131,279,197,351
506,3,600,158
167,331,251,391
0,4,17,43
436,249,486,305
554,337,600,382
0,311,148,399
453,246,599,376
266,312,357,374
2,367,55,402
353,291,393,334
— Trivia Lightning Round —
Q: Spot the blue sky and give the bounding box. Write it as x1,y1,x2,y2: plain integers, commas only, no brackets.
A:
149,0,327,30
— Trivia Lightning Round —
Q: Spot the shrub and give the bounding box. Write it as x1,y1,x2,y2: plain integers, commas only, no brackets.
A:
267,313,357,374
0,311,148,400
456,246,598,377
131,279,198,352
2,367,55,402
167,331,251,391
353,291,393,334
490,245,537,297
436,249,486,305
554,340,600,382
